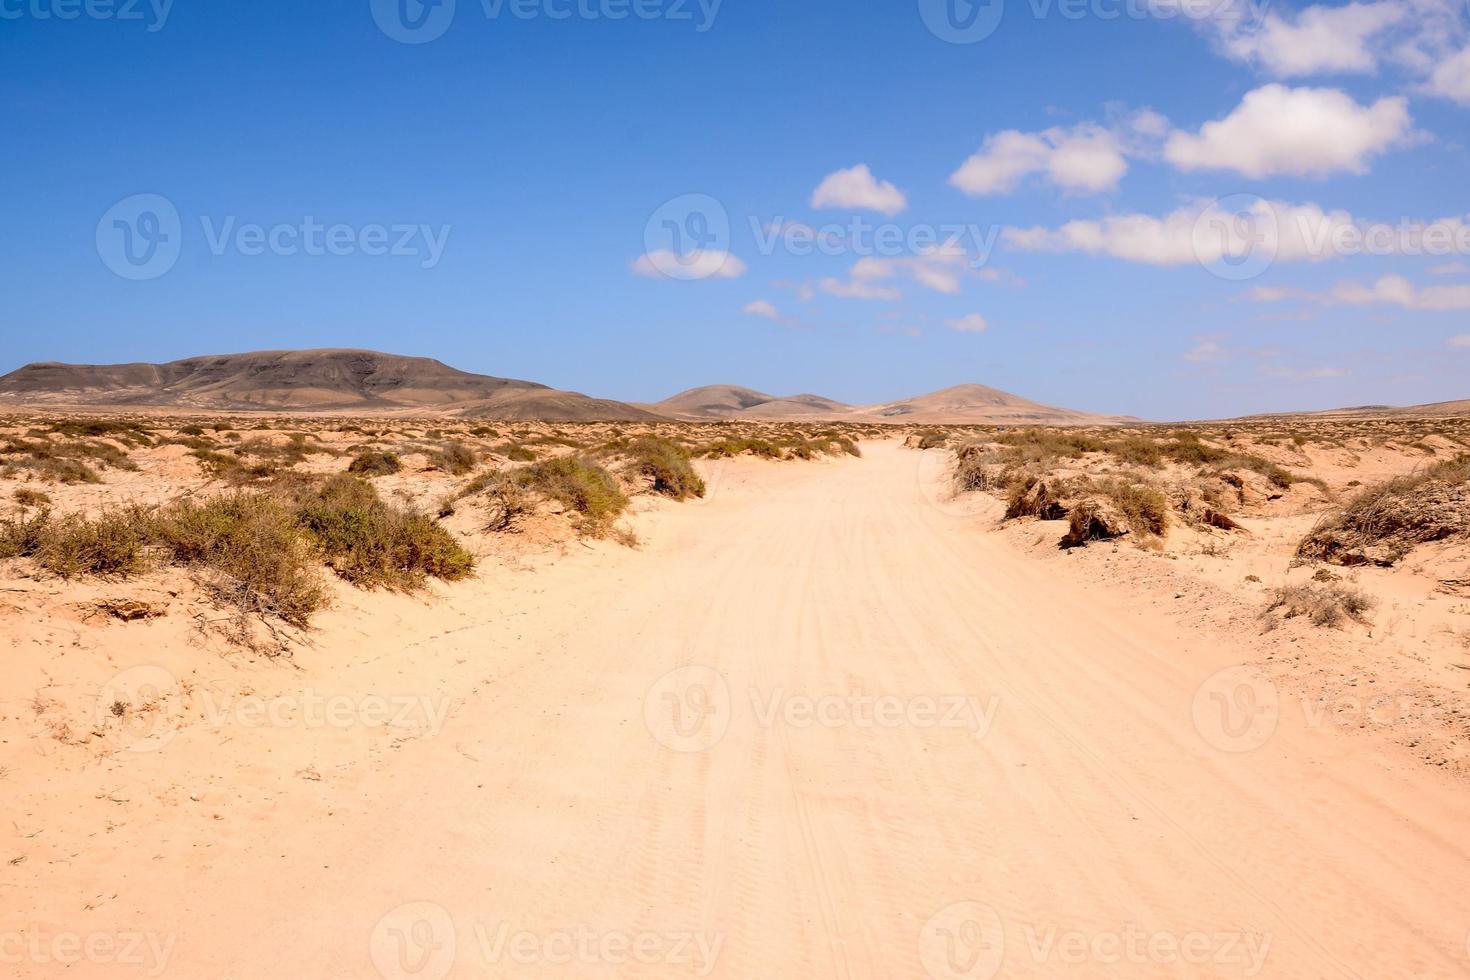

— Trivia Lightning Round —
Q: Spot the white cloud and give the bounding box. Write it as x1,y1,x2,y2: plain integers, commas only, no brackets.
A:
1164,85,1413,178
1249,274,1470,311
810,164,907,216
950,124,1130,195
818,275,901,301
1260,364,1350,380
1220,2,1407,75
1449,334,1470,348
945,314,989,333
743,299,779,319
1430,261,1470,276
1426,45,1470,105
631,249,746,281
817,243,985,300
1184,336,1227,362
1003,198,1470,268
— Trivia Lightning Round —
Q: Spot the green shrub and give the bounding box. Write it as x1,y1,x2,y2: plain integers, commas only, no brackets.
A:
623,437,705,500
291,475,474,589
153,493,326,626
510,457,627,527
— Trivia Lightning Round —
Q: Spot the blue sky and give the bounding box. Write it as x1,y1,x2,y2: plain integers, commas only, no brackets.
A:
1,0,1467,419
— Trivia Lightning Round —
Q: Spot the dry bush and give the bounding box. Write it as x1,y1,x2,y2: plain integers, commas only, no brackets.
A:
698,436,783,460
153,493,327,626
1263,583,1375,628
13,488,52,509
518,457,626,522
290,475,474,589
1298,454,1470,566
347,450,402,477
430,441,478,475
0,508,152,578
621,436,706,500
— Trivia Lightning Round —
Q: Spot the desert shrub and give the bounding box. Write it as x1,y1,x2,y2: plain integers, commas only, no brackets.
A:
1096,479,1168,537
31,508,152,578
290,475,474,589
952,444,1011,493
492,442,536,462
913,429,948,449
1263,583,1375,628
430,441,477,475
153,493,326,625
13,488,51,509
1297,456,1470,566
46,418,153,446
347,450,402,477
623,437,705,500
699,437,782,459
178,424,207,437
510,456,627,527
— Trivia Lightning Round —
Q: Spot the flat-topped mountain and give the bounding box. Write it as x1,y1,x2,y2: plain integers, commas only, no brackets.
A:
0,349,659,420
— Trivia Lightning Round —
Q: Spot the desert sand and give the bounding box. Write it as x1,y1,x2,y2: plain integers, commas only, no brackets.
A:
5,439,1470,978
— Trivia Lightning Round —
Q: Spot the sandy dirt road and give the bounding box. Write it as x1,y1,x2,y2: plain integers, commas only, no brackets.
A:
7,440,1470,979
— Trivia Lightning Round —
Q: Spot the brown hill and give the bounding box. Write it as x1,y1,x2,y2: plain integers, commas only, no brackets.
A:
852,383,1117,425
655,382,1115,425
0,349,659,421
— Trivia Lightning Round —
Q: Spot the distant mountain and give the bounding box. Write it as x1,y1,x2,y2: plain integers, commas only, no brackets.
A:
0,349,660,421
1236,398,1470,420
653,385,852,419
851,383,1115,425
654,382,1115,425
